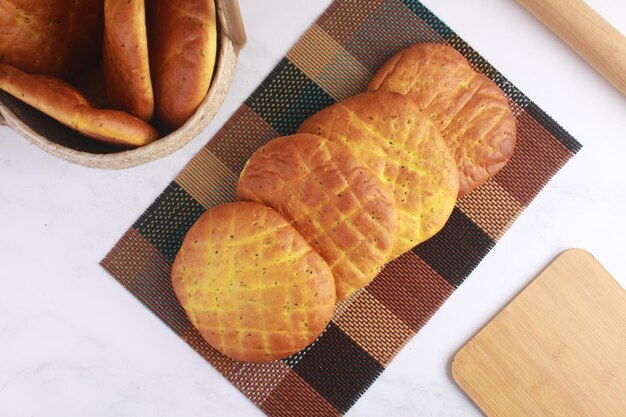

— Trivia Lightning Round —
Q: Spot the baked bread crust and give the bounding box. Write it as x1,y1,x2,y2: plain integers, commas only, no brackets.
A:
0,0,103,77
0,63,158,147
103,0,154,121
171,202,336,362
237,134,399,301
299,92,458,258
148,0,218,129
369,44,516,196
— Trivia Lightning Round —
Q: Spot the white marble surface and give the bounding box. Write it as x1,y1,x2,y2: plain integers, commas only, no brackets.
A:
1,0,625,415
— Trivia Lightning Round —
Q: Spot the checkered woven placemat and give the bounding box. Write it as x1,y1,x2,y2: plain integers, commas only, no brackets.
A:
101,0,582,415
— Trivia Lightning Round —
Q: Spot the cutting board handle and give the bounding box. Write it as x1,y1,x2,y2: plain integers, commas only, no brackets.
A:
517,0,626,96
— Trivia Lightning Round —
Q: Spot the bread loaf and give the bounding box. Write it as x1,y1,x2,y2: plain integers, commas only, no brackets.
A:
148,0,218,130
237,134,399,301
103,0,154,121
171,202,336,362
0,0,103,77
299,92,458,258
0,63,158,147
368,44,516,196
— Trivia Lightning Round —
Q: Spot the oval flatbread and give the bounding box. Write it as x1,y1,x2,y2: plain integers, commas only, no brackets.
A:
148,0,218,129
299,92,458,259
368,44,516,196
0,63,158,147
237,134,399,301
172,202,336,362
103,0,154,120
0,0,103,77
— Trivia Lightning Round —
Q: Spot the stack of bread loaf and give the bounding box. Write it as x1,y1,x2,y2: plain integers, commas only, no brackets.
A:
172,43,517,362
0,0,219,146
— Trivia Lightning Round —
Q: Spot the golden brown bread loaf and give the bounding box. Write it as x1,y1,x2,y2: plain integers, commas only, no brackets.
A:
0,63,159,147
298,92,458,259
103,0,154,121
0,0,103,77
171,202,336,362
237,134,399,301
148,0,218,130
368,44,516,196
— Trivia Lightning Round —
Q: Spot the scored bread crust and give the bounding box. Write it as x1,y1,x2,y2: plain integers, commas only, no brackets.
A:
0,0,103,77
0,63,158,147
237,134,399,301
171,202,336,363
103,0,154,121
299,92,458,259
148,0,218,130
368,44,516,197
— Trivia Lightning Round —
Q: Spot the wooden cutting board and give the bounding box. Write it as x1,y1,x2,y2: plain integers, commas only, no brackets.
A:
452,249,626,416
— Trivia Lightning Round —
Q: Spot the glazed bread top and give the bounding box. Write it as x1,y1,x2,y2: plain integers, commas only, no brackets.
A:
171,202,336,362
148,0,218,130
369,44,516,196
0,0,104,77
299,92,459,258
237,134,399,301
103,0,154,121
0,63,158,147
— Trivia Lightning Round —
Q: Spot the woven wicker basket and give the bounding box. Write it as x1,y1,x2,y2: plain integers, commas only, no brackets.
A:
0,0,246,169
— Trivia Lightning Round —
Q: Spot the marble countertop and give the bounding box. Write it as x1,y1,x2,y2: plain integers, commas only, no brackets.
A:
1,0,625,415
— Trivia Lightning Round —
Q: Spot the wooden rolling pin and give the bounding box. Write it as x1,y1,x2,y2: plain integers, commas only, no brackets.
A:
517,0,626,96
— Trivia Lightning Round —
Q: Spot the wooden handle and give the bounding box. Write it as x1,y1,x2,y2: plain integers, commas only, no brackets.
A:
220,0,247,54
517,0,626,96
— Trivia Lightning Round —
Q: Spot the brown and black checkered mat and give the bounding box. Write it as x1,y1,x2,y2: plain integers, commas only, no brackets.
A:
101,1,582,415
